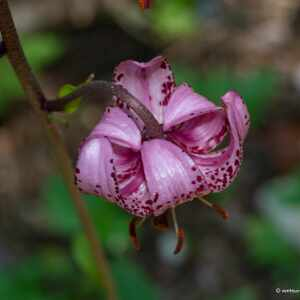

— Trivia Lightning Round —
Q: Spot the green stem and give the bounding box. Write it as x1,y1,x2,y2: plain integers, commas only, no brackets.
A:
0,1,118,299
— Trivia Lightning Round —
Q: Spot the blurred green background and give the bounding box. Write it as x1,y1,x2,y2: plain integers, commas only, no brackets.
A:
1,0,300,299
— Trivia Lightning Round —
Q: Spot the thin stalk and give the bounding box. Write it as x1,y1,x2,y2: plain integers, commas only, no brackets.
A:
0,1,117,299
44,81,164,139
197,197,229,220
170,207,184,254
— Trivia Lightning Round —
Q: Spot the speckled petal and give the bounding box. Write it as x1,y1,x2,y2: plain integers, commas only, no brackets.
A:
113,56,175,124
222,91,250,140
168,110,227,154
163,84,219,131
90,107,141,151
111,145,155,217
193,91,250,192
75,137,117,201
141,139,208,216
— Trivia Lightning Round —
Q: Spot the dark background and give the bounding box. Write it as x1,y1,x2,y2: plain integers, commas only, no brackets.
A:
0,0,300,299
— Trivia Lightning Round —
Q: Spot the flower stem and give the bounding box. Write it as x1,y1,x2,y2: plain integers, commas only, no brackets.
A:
44,81,164,139
0,1,118,299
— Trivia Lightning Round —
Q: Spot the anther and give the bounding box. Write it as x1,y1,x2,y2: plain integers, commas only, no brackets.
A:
129,216,145,251
152,211,169,231
197,197,229,220
171,207,185,255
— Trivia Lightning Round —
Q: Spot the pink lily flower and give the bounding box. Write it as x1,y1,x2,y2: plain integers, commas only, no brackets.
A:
75,56,249,251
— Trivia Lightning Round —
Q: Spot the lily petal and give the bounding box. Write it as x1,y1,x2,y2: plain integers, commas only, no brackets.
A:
90,107,141,151
163,84,218,131
222,90,250,140
141,139,208,216
168,110,227,154
194,91,250,192
75,137,117,201
112,145,145,196
111,145,156,217
114,56,175,124
77,139,154,217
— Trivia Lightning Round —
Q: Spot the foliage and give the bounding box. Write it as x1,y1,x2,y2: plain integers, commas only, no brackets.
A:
41,176,80,234
0,249,84,300
245,217,299,268
151,0,198,38
0,175,160,299
112,259,160,300
220,287,257,300
58,84,81,114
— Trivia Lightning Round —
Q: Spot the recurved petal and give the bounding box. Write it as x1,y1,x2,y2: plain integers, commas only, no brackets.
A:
113,56,175,124
109,145,154,217
75,137,117,201
76,139,153,217
194,91,250,192
141,139,208,216
222,91,250,140
163,84,218,131
91,107,141,151
168,110,227,154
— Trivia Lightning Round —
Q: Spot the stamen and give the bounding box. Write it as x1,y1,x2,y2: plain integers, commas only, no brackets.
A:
171,207,185,255
129,217,145,251
197,197,229,220
152,211,169,231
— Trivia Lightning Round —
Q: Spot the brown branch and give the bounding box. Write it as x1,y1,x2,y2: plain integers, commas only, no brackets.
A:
0,1,118,299
44,81,164,139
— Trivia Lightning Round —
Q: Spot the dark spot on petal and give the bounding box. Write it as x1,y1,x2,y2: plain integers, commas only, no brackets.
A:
116,73,124,81
160,61,167,69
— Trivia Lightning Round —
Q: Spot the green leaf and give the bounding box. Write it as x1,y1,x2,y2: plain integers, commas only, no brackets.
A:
58,84,81,114
84,195,131,255
265,173,300,206
245,217,299,269
151,0,198,38
42,175,131,250
72,241,161,300
72,196,131,279
41,176,80,234
0,251,73,300
112,259,161,300
72,233,100,282
220,287,257,300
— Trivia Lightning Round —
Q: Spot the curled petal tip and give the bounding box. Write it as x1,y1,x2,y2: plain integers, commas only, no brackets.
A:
174,228,185,255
